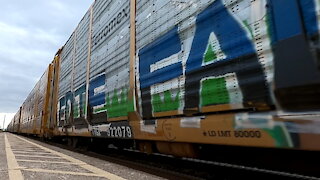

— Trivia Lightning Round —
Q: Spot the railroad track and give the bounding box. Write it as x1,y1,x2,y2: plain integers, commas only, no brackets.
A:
23,135,320,179
182,157,320,180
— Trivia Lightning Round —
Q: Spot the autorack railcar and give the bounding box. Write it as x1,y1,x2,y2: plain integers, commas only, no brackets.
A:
9,0,320,157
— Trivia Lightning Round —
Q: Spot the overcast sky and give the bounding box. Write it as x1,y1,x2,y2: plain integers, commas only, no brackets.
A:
0,0,93,128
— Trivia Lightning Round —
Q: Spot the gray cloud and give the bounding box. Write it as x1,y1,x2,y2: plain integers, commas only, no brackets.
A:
0,0,93,113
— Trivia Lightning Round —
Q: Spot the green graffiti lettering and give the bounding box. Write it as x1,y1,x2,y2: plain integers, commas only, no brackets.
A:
152,90,180,112
204,44,217,63
201,77,230,106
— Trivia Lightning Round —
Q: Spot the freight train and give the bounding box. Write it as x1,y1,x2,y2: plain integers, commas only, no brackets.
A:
7,0,320,158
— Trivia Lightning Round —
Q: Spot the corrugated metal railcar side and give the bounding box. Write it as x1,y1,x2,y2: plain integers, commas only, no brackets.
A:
55,0,135,138
131,0,320,154
13,107,22,133
20,81,40,134
13,0,320,155
19,65,54,136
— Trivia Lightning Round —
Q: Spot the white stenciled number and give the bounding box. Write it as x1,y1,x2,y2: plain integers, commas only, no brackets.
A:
126,127,132,138
121,126,126,137
117,127,122,137
110,127,114,137
107,126,132,138
114,127,118,137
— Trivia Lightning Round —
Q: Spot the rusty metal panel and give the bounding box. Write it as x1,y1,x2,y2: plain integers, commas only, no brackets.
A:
50,53,62,136
136,0,275,119
13,108,21,133
35,69,49,134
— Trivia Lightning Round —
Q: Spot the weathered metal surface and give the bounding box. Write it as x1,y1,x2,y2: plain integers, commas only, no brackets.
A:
72,10,91,128
12,108,21,133
135,0,275,119
20,67,51,135
57,0,134,131
58,32,75,128
9,0,320,151
89,0,133,123
20,82,39,134
131,111,320,151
